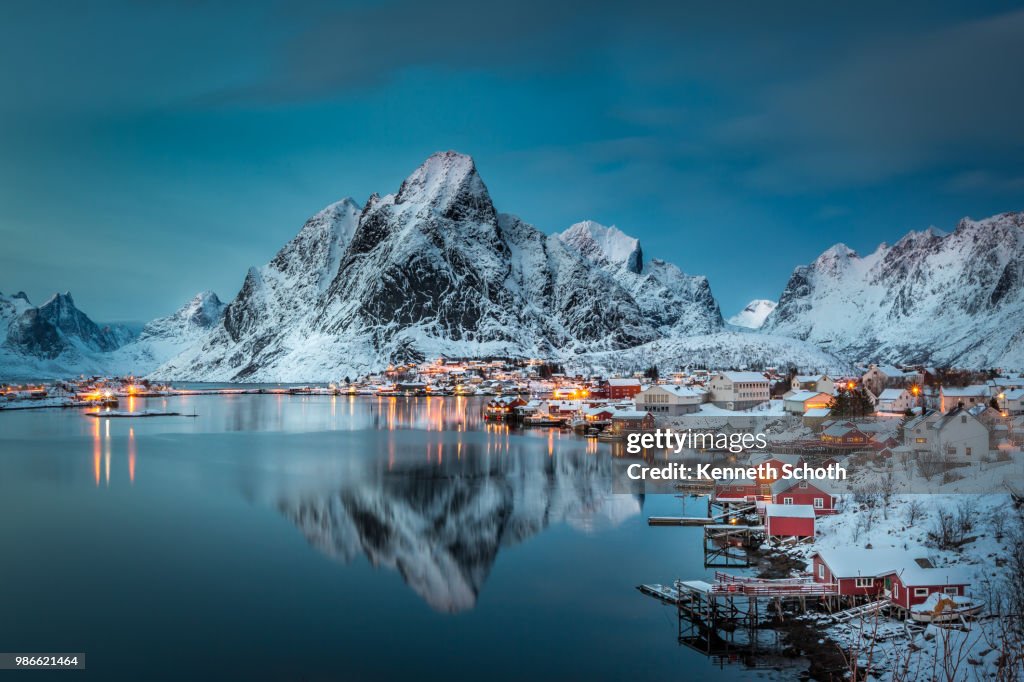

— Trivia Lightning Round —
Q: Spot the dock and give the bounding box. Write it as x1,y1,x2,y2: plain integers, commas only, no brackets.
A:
638,574,839,661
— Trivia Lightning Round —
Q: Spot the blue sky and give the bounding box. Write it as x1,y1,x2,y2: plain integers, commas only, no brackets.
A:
1,1,1022,322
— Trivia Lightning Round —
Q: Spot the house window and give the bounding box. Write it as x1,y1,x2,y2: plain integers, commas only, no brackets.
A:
893,583,899,598
965,447,972,456
915,438,927,443
944,587,958,595
855,578,874,588
914,588,929,597
783,497,793,505
799,481,808,488
818,564,825,579
814,497,824,509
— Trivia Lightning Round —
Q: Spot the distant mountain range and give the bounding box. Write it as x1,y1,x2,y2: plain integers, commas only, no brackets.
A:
1,152,1021,380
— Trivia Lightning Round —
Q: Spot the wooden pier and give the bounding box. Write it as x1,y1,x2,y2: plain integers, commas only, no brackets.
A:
639,574,839,658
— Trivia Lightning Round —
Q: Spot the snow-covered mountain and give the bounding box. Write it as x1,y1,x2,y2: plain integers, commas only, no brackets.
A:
4,151,1020,381
153,152,724,381
0,290,224,380
761,212,1024,368
557,221,722,335
0,291,137,379
728,299,777,329
108,291,227,374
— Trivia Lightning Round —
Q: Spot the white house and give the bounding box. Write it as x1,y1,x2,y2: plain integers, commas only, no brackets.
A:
790,374,836,395
875,388,915,413
636,384,707,416
709,372,770,410
939,385,989,412
904,407,990,461
999,388,1024,415
782,390,833,415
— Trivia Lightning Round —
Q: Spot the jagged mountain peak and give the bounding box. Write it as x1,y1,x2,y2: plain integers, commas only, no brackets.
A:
42,291,76,308
394,151,494,221
139,290,225,342
558,220,643,274
175,291,224,326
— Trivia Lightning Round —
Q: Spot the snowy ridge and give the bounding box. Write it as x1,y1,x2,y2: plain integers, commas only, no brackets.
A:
762,211,1024,368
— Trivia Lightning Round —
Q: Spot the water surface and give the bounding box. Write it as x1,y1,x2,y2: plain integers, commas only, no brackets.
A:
0,394,791,681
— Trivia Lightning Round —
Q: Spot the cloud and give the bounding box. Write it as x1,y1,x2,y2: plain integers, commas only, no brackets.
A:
945,169,1024,194
717,9,1024,191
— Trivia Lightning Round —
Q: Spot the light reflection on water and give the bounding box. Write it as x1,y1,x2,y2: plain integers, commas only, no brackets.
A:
0,395,797,681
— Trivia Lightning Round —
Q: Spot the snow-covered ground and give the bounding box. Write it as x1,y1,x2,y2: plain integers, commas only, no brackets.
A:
774,492,1023,680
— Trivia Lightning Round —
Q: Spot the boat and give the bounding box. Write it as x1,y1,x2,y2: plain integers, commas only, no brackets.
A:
909,594,984,623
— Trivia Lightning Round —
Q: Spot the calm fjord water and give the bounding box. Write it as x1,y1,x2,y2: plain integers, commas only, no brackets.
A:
0,395,787,681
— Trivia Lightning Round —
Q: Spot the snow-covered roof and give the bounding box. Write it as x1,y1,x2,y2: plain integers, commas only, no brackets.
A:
814,548,971,585
607,378,641,386
611,410,650,419
644,384,705,397
876,388,908,400
717,371,768,383
804,407,831,417
765,503,815,519
872,365,918,378
1003,388,1024,399
786,390,829,403
941,385,988,397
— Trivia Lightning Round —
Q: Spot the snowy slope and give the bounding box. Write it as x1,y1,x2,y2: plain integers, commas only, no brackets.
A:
727,299,777,329
106,291,227,375
762,212,1024,368
569,330,850,376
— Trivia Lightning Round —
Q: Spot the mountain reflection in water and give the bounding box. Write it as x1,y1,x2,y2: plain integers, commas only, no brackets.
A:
276,433,641,612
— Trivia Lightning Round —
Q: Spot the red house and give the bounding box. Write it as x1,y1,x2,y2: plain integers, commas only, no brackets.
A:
771,479,838,515
764,503,815,540
812,548,971,611
884,565,970,613
606,378,642,400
